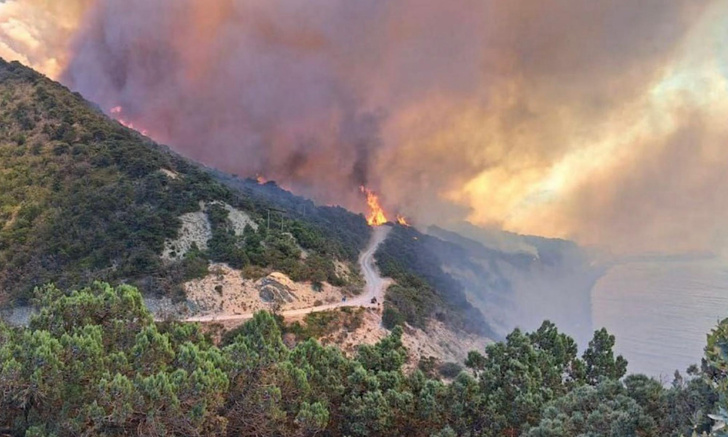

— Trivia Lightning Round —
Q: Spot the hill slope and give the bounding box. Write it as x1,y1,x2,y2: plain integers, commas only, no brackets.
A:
426,225,604,345
0,58,370,303
0,58,493,342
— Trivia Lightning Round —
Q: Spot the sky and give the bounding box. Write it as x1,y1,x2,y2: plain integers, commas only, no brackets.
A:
1,0,727,255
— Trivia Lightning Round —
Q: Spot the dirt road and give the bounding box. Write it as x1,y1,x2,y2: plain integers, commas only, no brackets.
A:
183,225,392,323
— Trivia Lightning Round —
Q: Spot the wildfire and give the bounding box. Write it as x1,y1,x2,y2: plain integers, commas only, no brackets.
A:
256,174,267,184
396,215,410,226
360,186,388,226
110,106,149,136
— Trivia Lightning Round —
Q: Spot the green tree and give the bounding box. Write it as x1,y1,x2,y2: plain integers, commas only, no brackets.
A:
703,318,728,436
582,328,628,384
658,368,717,436
476,324,581,435
527,379,656,437
0,282,229,436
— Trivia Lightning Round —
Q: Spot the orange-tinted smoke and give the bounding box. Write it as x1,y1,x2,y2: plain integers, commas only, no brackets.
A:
3,0,725,254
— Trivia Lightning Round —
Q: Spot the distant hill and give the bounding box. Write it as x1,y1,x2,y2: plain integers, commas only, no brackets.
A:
427,225,605,345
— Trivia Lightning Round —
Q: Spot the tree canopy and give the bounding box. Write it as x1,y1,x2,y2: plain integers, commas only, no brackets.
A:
0,282,722,436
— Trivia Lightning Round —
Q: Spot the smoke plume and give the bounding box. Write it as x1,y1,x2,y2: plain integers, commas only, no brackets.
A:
1,0,726,254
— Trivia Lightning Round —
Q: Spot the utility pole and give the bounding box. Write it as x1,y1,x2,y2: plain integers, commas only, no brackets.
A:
267,208,287,232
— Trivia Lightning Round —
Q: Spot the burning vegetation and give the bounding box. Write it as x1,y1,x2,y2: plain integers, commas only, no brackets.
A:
110,106,148,136
360,186,410,227
361,186,387,226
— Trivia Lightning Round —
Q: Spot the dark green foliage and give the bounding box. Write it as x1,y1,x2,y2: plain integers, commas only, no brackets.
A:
384,284,438,329
207,203,250,269
477,326,573,434
382,305,406,329
284,309,364,341
0,60,227,300
527,379,656,437
658,368,717,436
179,245,210,281
438,362,463,379
0,283,228,436
703,318,728,436
0,59,364,303
453,322,626,436
211,174,372,263
0,284,720,436
582,327,629,384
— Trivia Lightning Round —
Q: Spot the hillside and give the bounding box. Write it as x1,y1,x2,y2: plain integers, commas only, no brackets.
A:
374,225,496,337
0,58,485,359
0,58,501,348
0,58,370,304
426,225,604,345
0,60,724,437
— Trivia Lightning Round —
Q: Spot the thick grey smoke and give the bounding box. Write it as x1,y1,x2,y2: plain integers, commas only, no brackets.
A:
63,0,399,206
3,0,725,254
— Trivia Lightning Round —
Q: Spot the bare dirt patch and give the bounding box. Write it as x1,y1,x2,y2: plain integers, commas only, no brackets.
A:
307,307,491,368
184,264,346,316
159,168,180,179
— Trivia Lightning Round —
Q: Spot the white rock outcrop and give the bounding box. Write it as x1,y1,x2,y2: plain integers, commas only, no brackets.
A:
162,203,212,260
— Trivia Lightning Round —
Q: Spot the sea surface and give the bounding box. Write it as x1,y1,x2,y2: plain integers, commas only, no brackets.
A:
592,256,728,379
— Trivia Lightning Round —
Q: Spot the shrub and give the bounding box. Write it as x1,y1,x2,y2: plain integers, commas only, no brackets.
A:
382,306,405,330
438,362,464,379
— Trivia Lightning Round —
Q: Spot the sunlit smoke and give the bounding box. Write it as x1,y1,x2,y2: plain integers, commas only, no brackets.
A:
1,0,726,254
0,0,94,78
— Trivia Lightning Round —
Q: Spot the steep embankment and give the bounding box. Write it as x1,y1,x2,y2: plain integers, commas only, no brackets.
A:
374,224,496,337
427,225,604,345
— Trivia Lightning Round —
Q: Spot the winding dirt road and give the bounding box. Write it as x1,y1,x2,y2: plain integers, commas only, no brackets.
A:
183,225,392,323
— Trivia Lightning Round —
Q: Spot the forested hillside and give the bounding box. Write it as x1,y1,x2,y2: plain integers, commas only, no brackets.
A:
0,282,723,436
1,58,727,437
0,58,509,344
375,225,496,337
0,58,370,303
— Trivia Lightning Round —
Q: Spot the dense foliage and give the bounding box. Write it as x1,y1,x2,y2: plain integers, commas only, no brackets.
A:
0,282,722,437
0,59,368,303
3,57,728,437
211,173,372,264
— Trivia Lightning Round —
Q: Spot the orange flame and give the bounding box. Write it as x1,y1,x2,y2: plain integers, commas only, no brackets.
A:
110,106,149,136
256,174,267,184
396,215,410,226
360,186,388,226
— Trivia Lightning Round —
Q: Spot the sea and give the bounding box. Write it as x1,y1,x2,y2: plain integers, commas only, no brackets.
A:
591,256,728,379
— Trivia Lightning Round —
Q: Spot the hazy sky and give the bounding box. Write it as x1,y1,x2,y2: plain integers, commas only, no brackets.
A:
1,0,726,254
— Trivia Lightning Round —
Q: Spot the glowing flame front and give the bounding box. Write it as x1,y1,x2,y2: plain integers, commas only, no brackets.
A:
361,186,388,226
396,215,410,226
110,106,149,136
